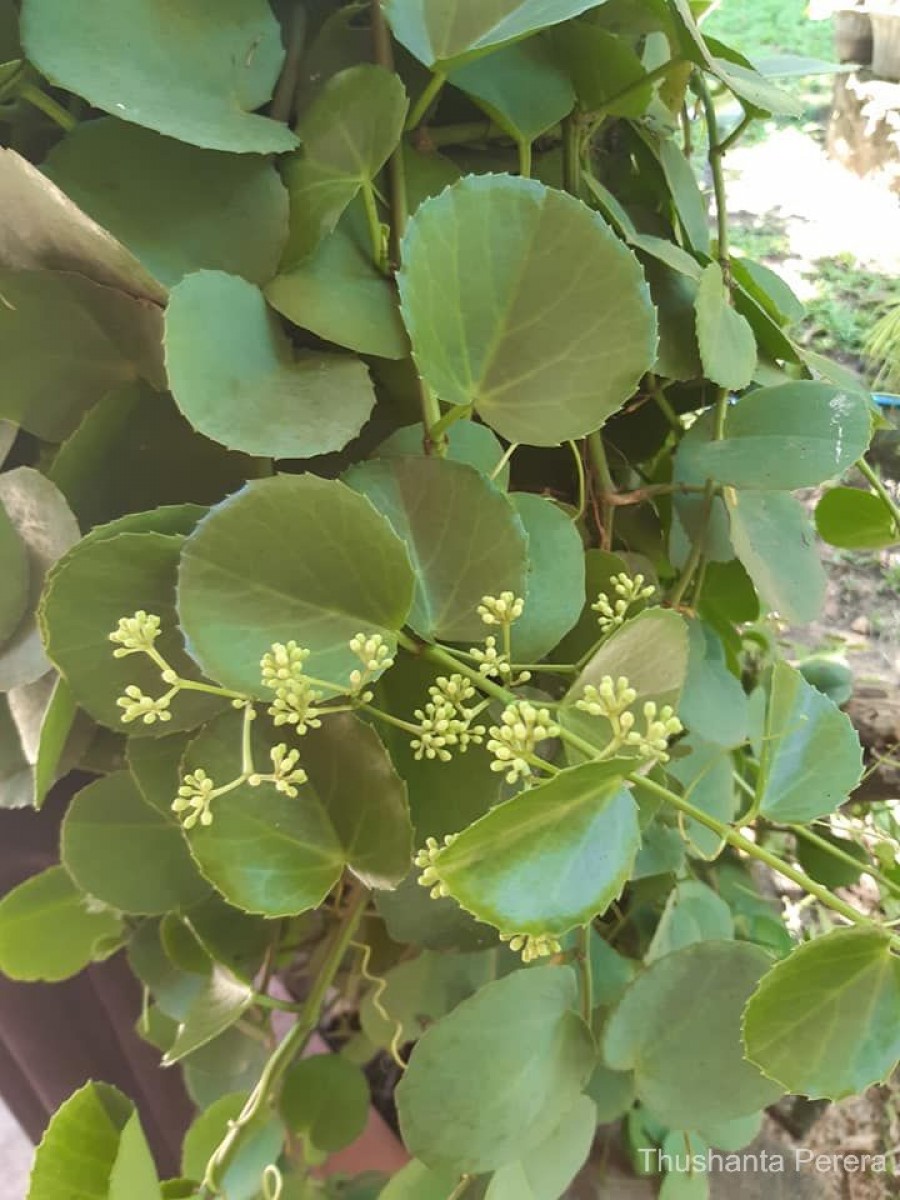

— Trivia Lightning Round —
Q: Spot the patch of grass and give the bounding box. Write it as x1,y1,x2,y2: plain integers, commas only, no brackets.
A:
703,0,833,60
798,254,900,368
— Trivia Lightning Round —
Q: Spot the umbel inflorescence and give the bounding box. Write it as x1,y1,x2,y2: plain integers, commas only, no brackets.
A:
108,579,683,954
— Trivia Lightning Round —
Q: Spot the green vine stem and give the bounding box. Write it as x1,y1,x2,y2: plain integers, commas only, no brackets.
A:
857,456,900,534
199,884,369,1197
577,925,593,1022
587,431,616,549
19,82,76,131
398,634,900,948
270,0,307,125
694,72,730,272
406,71,446,131
446,1176,474,1200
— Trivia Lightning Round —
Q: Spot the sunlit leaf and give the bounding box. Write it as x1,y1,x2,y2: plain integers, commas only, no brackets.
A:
398,174,657,446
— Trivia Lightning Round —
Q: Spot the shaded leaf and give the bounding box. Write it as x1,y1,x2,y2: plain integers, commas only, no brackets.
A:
380,1161,459,1200
21,0,295,153
450,38,575,142
728,491,826,624
163,967,254,1064
0,147,163,302
266,208,408,360
62,771,209,915
177,474,415,694
695,263,757,393
33,675,77,810
0,497,28,653
679,618,747,749
49,381,261,531
281,1056,369,1154
344,455,528,642
646,880,734,962
604,941,781,1128
743,928,900,1100
165,270,376,458
430,763,639,936
0,865,122,982
42,531,226,734
756,661,863,824
551,22,652,116
485,1094,596,1200
398,174,657,446
44,118,289,288
397,966,595,1173
0,468,79,691
385,0,612,69
377,420,510,488
0,268,164,441
509,493,585,662
283,65,407,261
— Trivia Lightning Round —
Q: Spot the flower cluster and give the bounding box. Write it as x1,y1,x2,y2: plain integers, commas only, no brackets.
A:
173,769,216,830
249,743,308,798
116,684,175,725
410,673,486,762
592,572,656,635
469,636,532,685
575,674,682,763
487,701,560,785
260,641,324,734
413,834,458,898
109,610,162,657
500,931,562,964
348,632,394,701
477,592,525,626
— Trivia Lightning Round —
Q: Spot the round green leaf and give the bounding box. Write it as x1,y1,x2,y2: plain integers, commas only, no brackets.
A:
182,1092,283,1200
377,420,510,487
0,268,165,441
0,498,28,646
281,1056,369,1154
795,828,867,890
727,490,826,625
20,0,296,153
62,771,209,915
756,661,863,824
42,531,226,735
645,880,734,962
183,714,345,917
509,493,585,662
430,763,639,936
743,928,900,1100
380,1162,459,1200
385,0,612,68
44,118,289,288
449,39,575,143
165,270,376,458
49,381,262,531
603,941,781,1129
0,865,122,982
343,456,528,642
0,146,163,303
688,383,872,491
398,174,657,446
694,262,757,393
397,966,595,1173
0,468,79,691
485,1094,596,1200
299,713,413,891
163,967,254,1065
177,474,415,694
551,23,653,117
816,486,899,550
266,211,408,360
282,65,408,261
